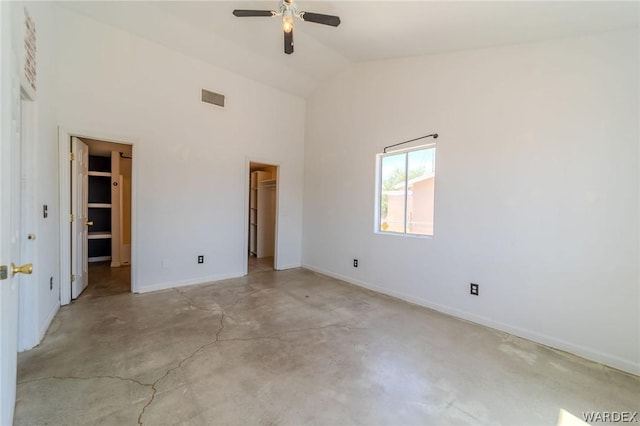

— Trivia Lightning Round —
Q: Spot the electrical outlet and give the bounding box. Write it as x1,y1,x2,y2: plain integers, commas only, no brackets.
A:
470,283,479,296
198,255,204,264
353,259,358,268
49,276,53,290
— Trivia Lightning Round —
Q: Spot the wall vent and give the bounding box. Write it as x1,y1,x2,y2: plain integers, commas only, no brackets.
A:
201,89,225,107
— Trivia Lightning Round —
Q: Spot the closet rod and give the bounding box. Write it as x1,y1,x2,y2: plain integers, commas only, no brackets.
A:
383,133,438,153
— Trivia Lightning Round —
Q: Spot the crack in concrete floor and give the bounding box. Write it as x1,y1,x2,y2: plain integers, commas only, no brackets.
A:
137,309,226,425
16,305,231,426
18,315,366,425
16,289,235,425
135,291,367,425
136,290,368,425
18,374,152,388
175,288,222,313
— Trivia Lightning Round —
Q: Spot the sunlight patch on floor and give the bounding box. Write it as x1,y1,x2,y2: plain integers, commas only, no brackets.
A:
558,408,589,426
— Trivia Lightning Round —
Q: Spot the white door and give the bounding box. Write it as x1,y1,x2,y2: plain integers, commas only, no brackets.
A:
71,137,89,299
0,57,32,424
18,97,38,352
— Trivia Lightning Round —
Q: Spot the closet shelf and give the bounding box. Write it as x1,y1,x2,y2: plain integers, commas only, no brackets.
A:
88,203,111,208
88,171,112,177
88,232,112,240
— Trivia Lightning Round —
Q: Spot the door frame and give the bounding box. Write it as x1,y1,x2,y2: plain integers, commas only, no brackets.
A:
244,157,280,275
58,127,138,304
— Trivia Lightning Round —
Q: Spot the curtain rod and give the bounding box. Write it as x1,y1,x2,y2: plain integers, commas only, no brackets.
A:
383,133,438,153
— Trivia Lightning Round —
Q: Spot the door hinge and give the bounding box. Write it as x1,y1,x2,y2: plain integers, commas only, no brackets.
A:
70,152,75,161
70,214,75,223
71,274,76,282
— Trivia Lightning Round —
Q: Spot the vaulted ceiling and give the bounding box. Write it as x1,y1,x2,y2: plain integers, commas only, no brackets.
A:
59,1,639,97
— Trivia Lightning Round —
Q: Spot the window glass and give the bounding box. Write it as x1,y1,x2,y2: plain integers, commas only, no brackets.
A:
378,146,435,236
406,148,435,235
380,153,406,233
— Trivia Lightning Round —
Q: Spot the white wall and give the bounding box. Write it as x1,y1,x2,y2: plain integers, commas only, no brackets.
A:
30,2,60,347
25,2,60,344
303,30,639,374
55,7,305,292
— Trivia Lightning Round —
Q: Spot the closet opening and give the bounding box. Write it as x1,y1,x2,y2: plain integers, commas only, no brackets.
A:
248,162,278,274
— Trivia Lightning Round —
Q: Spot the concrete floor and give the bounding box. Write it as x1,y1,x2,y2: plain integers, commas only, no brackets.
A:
248,256,274,274
15,268,639,425
81,261,131,299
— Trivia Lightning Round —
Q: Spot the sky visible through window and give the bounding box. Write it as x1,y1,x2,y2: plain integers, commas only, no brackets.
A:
381,148,434,179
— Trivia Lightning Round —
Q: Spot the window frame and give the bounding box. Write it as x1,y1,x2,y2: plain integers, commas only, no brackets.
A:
374,143,436,238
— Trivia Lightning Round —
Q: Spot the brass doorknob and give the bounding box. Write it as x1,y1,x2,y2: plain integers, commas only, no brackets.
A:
11,263,33,276
85,221,94,226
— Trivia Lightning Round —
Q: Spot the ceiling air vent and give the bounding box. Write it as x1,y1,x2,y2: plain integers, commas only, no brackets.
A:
201,89,225,108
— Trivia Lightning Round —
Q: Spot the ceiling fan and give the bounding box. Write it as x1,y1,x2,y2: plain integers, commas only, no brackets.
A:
232,0,341,55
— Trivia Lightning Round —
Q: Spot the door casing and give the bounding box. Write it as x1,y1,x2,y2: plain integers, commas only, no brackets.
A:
244,157,280,275
58,127,138,305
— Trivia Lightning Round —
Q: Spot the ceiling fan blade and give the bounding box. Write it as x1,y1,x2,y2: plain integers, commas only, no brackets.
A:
299,12,341,27
284,30,294,55
232,10,275,17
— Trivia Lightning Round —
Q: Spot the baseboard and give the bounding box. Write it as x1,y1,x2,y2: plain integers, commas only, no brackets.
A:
136,272,245,294
302,264,640,376
274,263,302,271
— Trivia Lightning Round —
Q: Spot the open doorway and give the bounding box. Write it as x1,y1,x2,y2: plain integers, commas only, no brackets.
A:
72,137,133,300
248,162,278,273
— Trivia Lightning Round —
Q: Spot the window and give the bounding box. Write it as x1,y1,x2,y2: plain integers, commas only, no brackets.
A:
377,145,436,236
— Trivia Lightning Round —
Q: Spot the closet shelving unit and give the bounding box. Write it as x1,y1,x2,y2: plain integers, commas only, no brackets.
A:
88,156,112,262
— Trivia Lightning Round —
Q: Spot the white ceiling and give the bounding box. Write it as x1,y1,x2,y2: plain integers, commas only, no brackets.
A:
59,1,639,97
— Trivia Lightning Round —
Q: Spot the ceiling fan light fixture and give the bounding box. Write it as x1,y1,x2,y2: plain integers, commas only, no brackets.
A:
282,13,294,33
